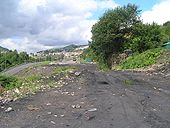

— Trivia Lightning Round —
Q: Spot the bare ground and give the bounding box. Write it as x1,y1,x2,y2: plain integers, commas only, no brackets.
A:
0,64,170,128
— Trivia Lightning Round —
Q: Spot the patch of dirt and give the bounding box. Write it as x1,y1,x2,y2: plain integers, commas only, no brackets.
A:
0,64,170,128
0,64,77,106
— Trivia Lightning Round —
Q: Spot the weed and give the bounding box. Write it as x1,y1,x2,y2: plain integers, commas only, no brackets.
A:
119,48,166,69
0,75,22,90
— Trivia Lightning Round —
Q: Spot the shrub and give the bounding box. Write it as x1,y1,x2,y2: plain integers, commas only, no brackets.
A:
0,75,22,90
120,48,165,69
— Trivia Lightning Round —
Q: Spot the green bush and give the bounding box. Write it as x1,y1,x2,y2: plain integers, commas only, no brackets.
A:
0,75,22,90
120,48,166,69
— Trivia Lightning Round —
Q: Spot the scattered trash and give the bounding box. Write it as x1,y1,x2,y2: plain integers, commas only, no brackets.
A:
47,112,52,115
88,108,97,112
153,108,157,111
71,92,75,96
50,121,56,124
75,72,81,76
5,107,13,112
72,104,81,109
46,103,52,106
54,115,58,117
14,88,20,94
60,115,65,117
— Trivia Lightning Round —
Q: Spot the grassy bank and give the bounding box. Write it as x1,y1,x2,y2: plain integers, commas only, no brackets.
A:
0,64,76,101
113,48,170,70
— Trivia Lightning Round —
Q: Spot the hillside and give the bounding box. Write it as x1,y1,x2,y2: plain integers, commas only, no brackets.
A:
38,44,88,54
113,48,170,76
0,46,9,52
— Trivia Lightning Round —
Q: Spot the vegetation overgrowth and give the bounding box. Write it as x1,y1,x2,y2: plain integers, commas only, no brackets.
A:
0,64,75,94
82,3,170,70
0,50,34,72
0,75,22,90
116,48,167,69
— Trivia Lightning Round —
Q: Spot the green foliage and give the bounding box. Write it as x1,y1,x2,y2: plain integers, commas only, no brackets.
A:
89,3,163,69
119,48,165,69
90,4,141,69
126,23,162,53
0,50,33,72
80,47,96,63
161,21,170,42
0,75,22,90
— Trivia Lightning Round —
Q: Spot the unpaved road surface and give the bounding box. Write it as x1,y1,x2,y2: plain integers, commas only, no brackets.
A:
2,63,37,75
0,64,170,128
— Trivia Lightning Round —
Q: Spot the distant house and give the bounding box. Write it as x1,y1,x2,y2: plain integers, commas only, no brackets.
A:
162,42,170,49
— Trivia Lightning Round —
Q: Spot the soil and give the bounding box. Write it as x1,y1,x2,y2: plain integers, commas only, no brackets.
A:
0,64,170,128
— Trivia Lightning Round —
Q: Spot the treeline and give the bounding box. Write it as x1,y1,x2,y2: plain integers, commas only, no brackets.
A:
83,4,170,69
0,50,33,72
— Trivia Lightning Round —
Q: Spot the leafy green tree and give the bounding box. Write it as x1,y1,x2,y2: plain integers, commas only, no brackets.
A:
90,4,141,68
0,50,33,71
161,21,170,42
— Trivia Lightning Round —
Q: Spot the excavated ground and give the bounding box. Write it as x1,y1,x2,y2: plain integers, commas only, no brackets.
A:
0,64,170,128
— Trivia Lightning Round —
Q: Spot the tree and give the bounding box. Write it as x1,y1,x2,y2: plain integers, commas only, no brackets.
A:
90,4,141,68
125,23,162,53
161,21,170,42
0,50,32,71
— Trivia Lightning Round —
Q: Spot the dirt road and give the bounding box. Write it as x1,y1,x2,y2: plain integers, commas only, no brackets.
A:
0,64,170,128
2,63,37,76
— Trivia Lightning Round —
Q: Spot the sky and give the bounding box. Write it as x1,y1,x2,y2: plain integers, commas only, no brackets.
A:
0,0,170,53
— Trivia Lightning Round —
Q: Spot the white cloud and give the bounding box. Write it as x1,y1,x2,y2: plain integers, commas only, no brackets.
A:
0,38,53,53
142,0,170,25
0,0,118,52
